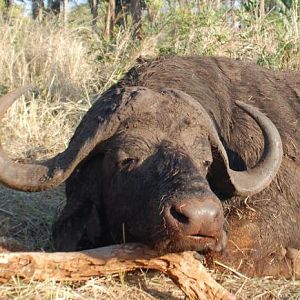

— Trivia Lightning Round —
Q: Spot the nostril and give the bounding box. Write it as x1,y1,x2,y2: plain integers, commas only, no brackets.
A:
170,205,189,224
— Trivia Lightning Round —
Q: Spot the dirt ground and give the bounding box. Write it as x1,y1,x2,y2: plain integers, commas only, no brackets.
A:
0,184,300,299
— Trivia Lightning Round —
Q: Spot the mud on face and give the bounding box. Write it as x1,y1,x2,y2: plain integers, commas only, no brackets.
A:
98,123,226,253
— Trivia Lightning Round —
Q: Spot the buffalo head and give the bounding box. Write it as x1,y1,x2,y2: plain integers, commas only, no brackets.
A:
0,86,282,253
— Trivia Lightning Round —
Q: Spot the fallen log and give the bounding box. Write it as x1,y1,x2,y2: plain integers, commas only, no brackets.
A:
0,243,236,300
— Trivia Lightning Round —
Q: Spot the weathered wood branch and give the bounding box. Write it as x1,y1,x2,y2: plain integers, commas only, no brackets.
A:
0,243,236,300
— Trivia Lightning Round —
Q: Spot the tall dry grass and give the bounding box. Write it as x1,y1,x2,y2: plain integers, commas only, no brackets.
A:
0,14,159,159
1,7,299,158
0,5,300,299
0,17,92,158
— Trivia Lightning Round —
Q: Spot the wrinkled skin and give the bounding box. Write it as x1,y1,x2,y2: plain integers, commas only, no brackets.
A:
0,56,298,278
54,96,227,253
53,57,300,278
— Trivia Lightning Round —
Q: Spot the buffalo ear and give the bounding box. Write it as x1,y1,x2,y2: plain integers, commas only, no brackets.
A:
52,154,106,251
207,147,236,199
52,199,103,251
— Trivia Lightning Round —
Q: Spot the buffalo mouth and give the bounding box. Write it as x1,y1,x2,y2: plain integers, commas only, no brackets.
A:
157,195,226,253
153,228,227,254
188,233,215,240
186,229,227,252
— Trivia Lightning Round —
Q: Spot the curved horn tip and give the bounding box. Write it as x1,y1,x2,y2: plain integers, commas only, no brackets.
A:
229,100,283,196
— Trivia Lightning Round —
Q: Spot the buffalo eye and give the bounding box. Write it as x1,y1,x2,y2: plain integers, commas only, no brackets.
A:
117,157,139,171
203,160,211,169
115,150,139,170
120,158,136,167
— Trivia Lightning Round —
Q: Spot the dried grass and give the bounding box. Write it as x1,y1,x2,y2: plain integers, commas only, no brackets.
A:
0,6,300,300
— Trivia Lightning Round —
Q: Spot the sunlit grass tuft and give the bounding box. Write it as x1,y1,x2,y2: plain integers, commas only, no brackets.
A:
0,5,300,299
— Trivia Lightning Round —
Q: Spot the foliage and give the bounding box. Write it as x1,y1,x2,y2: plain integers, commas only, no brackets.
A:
0,2,299,160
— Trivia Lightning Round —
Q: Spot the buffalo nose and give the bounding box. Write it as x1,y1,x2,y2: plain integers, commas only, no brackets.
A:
165,196,224,238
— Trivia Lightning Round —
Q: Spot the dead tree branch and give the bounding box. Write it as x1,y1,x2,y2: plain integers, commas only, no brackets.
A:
0,243,236,300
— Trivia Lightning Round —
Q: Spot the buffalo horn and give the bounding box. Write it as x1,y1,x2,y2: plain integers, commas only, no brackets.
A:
221,100,283,196
0,87,282,196
161,89,283,196
0,87,158,191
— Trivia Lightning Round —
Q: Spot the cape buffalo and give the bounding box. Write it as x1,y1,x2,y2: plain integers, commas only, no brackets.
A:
0,56,299,278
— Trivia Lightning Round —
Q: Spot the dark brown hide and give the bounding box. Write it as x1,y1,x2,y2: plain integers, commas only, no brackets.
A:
53,88,229,253
55,57,300,277
119,57,300,277
1,56,299,278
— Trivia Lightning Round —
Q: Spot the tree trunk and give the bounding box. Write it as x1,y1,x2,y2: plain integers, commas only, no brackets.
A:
32,0,44,20
3,0,13,20
259,0,265,18
4,0,13,9
63,0,68,23
104,0,116,39
0,243,236,300
48,0,60,15
90,0,99,31
130,0,142,39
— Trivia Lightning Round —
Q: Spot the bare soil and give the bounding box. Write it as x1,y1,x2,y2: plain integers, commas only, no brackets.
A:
0,185,300,299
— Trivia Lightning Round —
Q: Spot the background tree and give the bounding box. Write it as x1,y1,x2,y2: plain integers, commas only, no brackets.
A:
115,0,130,26
104,0,143,38
104,0,116,37
32,0,44,20
48,0,60,15
63,0,68,22
260,0,265,17
4,0,13,10
1,0,13,19
130,0,142,38
89,0,99,30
